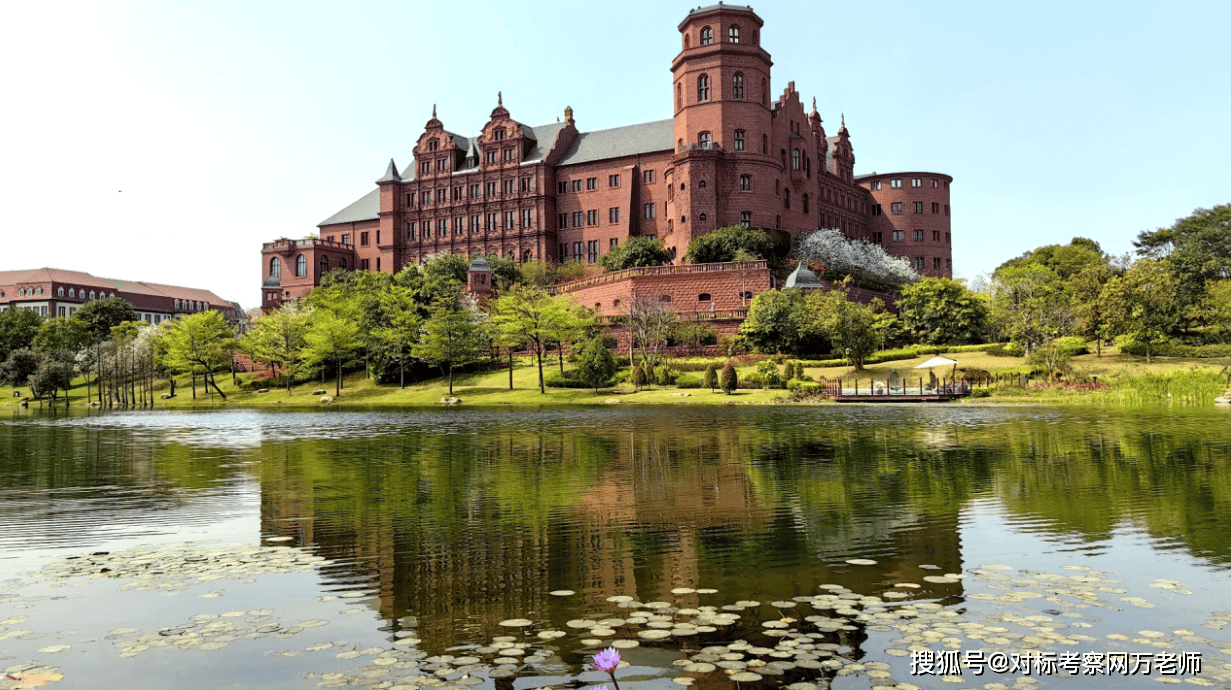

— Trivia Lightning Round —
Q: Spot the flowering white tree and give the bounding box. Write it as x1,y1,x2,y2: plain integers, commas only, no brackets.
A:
797,229,919,289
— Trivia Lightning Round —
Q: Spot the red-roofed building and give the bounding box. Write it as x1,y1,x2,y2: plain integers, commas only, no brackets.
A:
0,268,245,329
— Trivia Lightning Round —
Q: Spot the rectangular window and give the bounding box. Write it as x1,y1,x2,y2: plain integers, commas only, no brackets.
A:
504,211,516,229
893,230,903,242
454,217,463,235
587,240,599,263
872,231,883,244
890,179,902,189
376,257,381,271
558,181,568,194
734,129,745,151
587,210,598,226
945,204,950,216
872,203,882,216
572,211,584,227
421,191,431,204
933,257,942,270
521,177,532,192
945,232,951,244
609,207,620,223
643,170,655,183
914,257,925,271
436,189,446,203
645,234,656,241
932,178,939,188
891,202,903,214
471,215,480,233
361,258,370,270
739,174,751,191
872,181,881,191
608,174,620,187
558,213,567,229
503,148,514,161
342,234,351,245
436,159,446,171
521,209,533,227
559,243,568,260
421,162,430,174
438,219,447,236
933,230,941,242
644,203,656,219
740,211,752,228
610,238,618,249
486,151,496,163
914,229,924,242
407,222,416,239
932,202,940,214
487,213,498,230
406,193,413,206
586,177,597,190
471,184,480,198
913,202,923,213
360,231,370,246
452,186,462,201
573,241,583,261
485,182,496,196
503,179,514,195
911,178,922,187
572,180,582,192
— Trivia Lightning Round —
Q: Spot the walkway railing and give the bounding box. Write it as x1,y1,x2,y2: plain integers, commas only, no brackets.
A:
820,379,973,397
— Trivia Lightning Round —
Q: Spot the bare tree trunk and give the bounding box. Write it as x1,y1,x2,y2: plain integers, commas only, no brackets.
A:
508,348,513,390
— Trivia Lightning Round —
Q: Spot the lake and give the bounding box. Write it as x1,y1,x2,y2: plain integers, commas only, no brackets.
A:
1,405,1229,689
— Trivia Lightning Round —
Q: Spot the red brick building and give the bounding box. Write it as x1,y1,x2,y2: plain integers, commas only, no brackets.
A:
260,4,953,309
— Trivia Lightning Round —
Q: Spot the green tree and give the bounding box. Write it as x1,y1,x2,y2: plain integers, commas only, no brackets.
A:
0,308,44,362
302,294,363,397
32,318,88,402
632,365,647,390
481,253,524,290
739,290,827,354
622,293,677,372
75,298,138,342
27,358,75,402
547,296,594,373
996,238,1108,280
576,340,618,393
896,277,989,345
244,301,313,393
163,311,235,400
1203,280,1231,383
1135,204,1231,281
599,236,672,271
674,318,718,352
1,348,41,387
1069,264,1114,357
374,285,422,388
1102,258,1182,362
703,364,718,392
719,362,738,394
683,225,775,264
492,285,568,394
988,263,1073,352
413,297,485,395
815,282,880,370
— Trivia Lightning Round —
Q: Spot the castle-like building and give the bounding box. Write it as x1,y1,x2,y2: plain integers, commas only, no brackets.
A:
261,4,952,309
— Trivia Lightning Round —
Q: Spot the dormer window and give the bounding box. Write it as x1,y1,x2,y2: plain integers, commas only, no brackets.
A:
728,25,740,43
494,128,505,141
700,26,713,45
57,287,64,297
429,141,439,151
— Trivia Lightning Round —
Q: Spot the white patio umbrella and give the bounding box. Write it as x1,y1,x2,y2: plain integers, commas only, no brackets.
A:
914,355,960,387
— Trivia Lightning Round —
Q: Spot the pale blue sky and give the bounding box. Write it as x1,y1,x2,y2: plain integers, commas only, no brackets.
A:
2,0,1227,309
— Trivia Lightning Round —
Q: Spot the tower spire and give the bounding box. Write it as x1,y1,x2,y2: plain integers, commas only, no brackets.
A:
498,91,502,107
432,103,437,118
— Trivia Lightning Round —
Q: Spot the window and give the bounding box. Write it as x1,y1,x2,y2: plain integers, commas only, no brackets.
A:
609,207,620,223
587,240,599,263
697,74,710,101
521,177,532,192
946,232,951,244
436,189,445,203
454,217,463,235
911,178,922,187
871,204,882,216
421,161,430,174
452,186,462,201
361,258,370,270
913,201,924,214
487,212,498,230
698,131,711,149
891,202,903,214
486,182,497,196
762,78,767,105
376,230,380,244
587,210,598,226
728,24,739,43
893,230,903,242
572,180,582,192
342,234,351,245
360,231,370,246
644,203,656,219
494,128,505,141
573,241,583,261
914,257,925,271
733,72,744,99
503,179,514,195
914,229,924,242
784,187,790,209
558,213,567,228
803,193,809,214
740,211,752,228
503,148,515,161
485,150,496,164
57,286,64,297
270,257,281,278
586,177,597,190
295,255,307,276
504,211,516,229
572,211,584,227
521,209,533,227
872,232,883,244
890,179,902,189
407,222,416,239
421,191,430,204
438,219,448,236
734,129,745,151
945,204,950,216
339,258,347,269
559,243,568,260
471,214,481,232
677,83,683,110
872,180,881,191
436,159,446,171
933,230,941,242
68,288,76,298
932,202,940,214
610,238,619,249
739,174,751,191
775,179,780,196
643,169,655,183
429,141,439,151
558,181,567,194
659,294,672,303
934,257,942,270
780,149,786,167
608,174,620,187
762,133,768,154
376,258,381,271
792,148,800,170
700,25,712,45
471,184,480,198
699,213,707,222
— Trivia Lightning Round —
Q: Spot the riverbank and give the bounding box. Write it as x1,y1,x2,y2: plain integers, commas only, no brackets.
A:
2,346,1227,409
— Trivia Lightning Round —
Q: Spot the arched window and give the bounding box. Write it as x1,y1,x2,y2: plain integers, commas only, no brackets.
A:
270,257,281,279
613,299,621,308
733,72,744,99
57,287,64,297
699,213,707,222
320,257,329,276
68,288,75,298
676,83,682,110
803,193,810,214
762,133,768,154
110,292,115,299
700,26,713,45
762,78,767,105
780,149,787,167
728,25,740,43
784,188,790,209
698,180,707,188
684,34,690,49
295,254,306,277
699,293,712,302
698,131,711,149
338,258,347,270
792,148,800,170
659,294,673,303
734,129,745,151
523,249,533,262
89,290,96,300
697,74,710,102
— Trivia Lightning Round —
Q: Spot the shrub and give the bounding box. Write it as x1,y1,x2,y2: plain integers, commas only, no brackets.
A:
719,363,738,394
786,380,820,390
632,366,647,389
969,387,992,398
1053,336,1089,356
957,367,991,383
755,360,783,389
654,365,679,386
544,370,594,389
718,334,747,356
675,374,703,389
781,362,795,381
576,339,618,392
703,365,718,391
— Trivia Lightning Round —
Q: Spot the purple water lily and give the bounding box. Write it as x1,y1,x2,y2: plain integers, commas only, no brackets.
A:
591,647,622,690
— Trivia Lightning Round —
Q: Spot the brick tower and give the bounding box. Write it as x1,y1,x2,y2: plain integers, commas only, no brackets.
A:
667,4,773,259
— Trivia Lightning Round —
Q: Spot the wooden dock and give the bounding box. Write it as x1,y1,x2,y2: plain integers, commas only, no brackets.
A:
820,381,973,403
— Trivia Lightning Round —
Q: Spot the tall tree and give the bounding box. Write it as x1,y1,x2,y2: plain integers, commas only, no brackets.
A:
302,297,362,397
374,285,421,388
988,263,1072,353
547,296,595,373
576,339,618,393
32,318,88,403
413,297,485,395
896,277,989,345
163,312,235,400
0,308,44,362
1069,264,1114,357
814,281,880,370
621,292,677,371
244,301,313,393
1102,258,1182,362
492,286,567,394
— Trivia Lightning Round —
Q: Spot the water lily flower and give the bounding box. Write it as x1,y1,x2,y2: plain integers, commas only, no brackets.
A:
590,647,622,690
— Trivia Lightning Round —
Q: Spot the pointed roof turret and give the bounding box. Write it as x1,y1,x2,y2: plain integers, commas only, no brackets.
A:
375,158,402,184
784,260,824,289
426,103,442,129
490,91,509,120
839,112,848,135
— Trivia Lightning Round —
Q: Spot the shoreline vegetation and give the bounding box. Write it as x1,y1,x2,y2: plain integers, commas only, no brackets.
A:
4,343,1228,410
